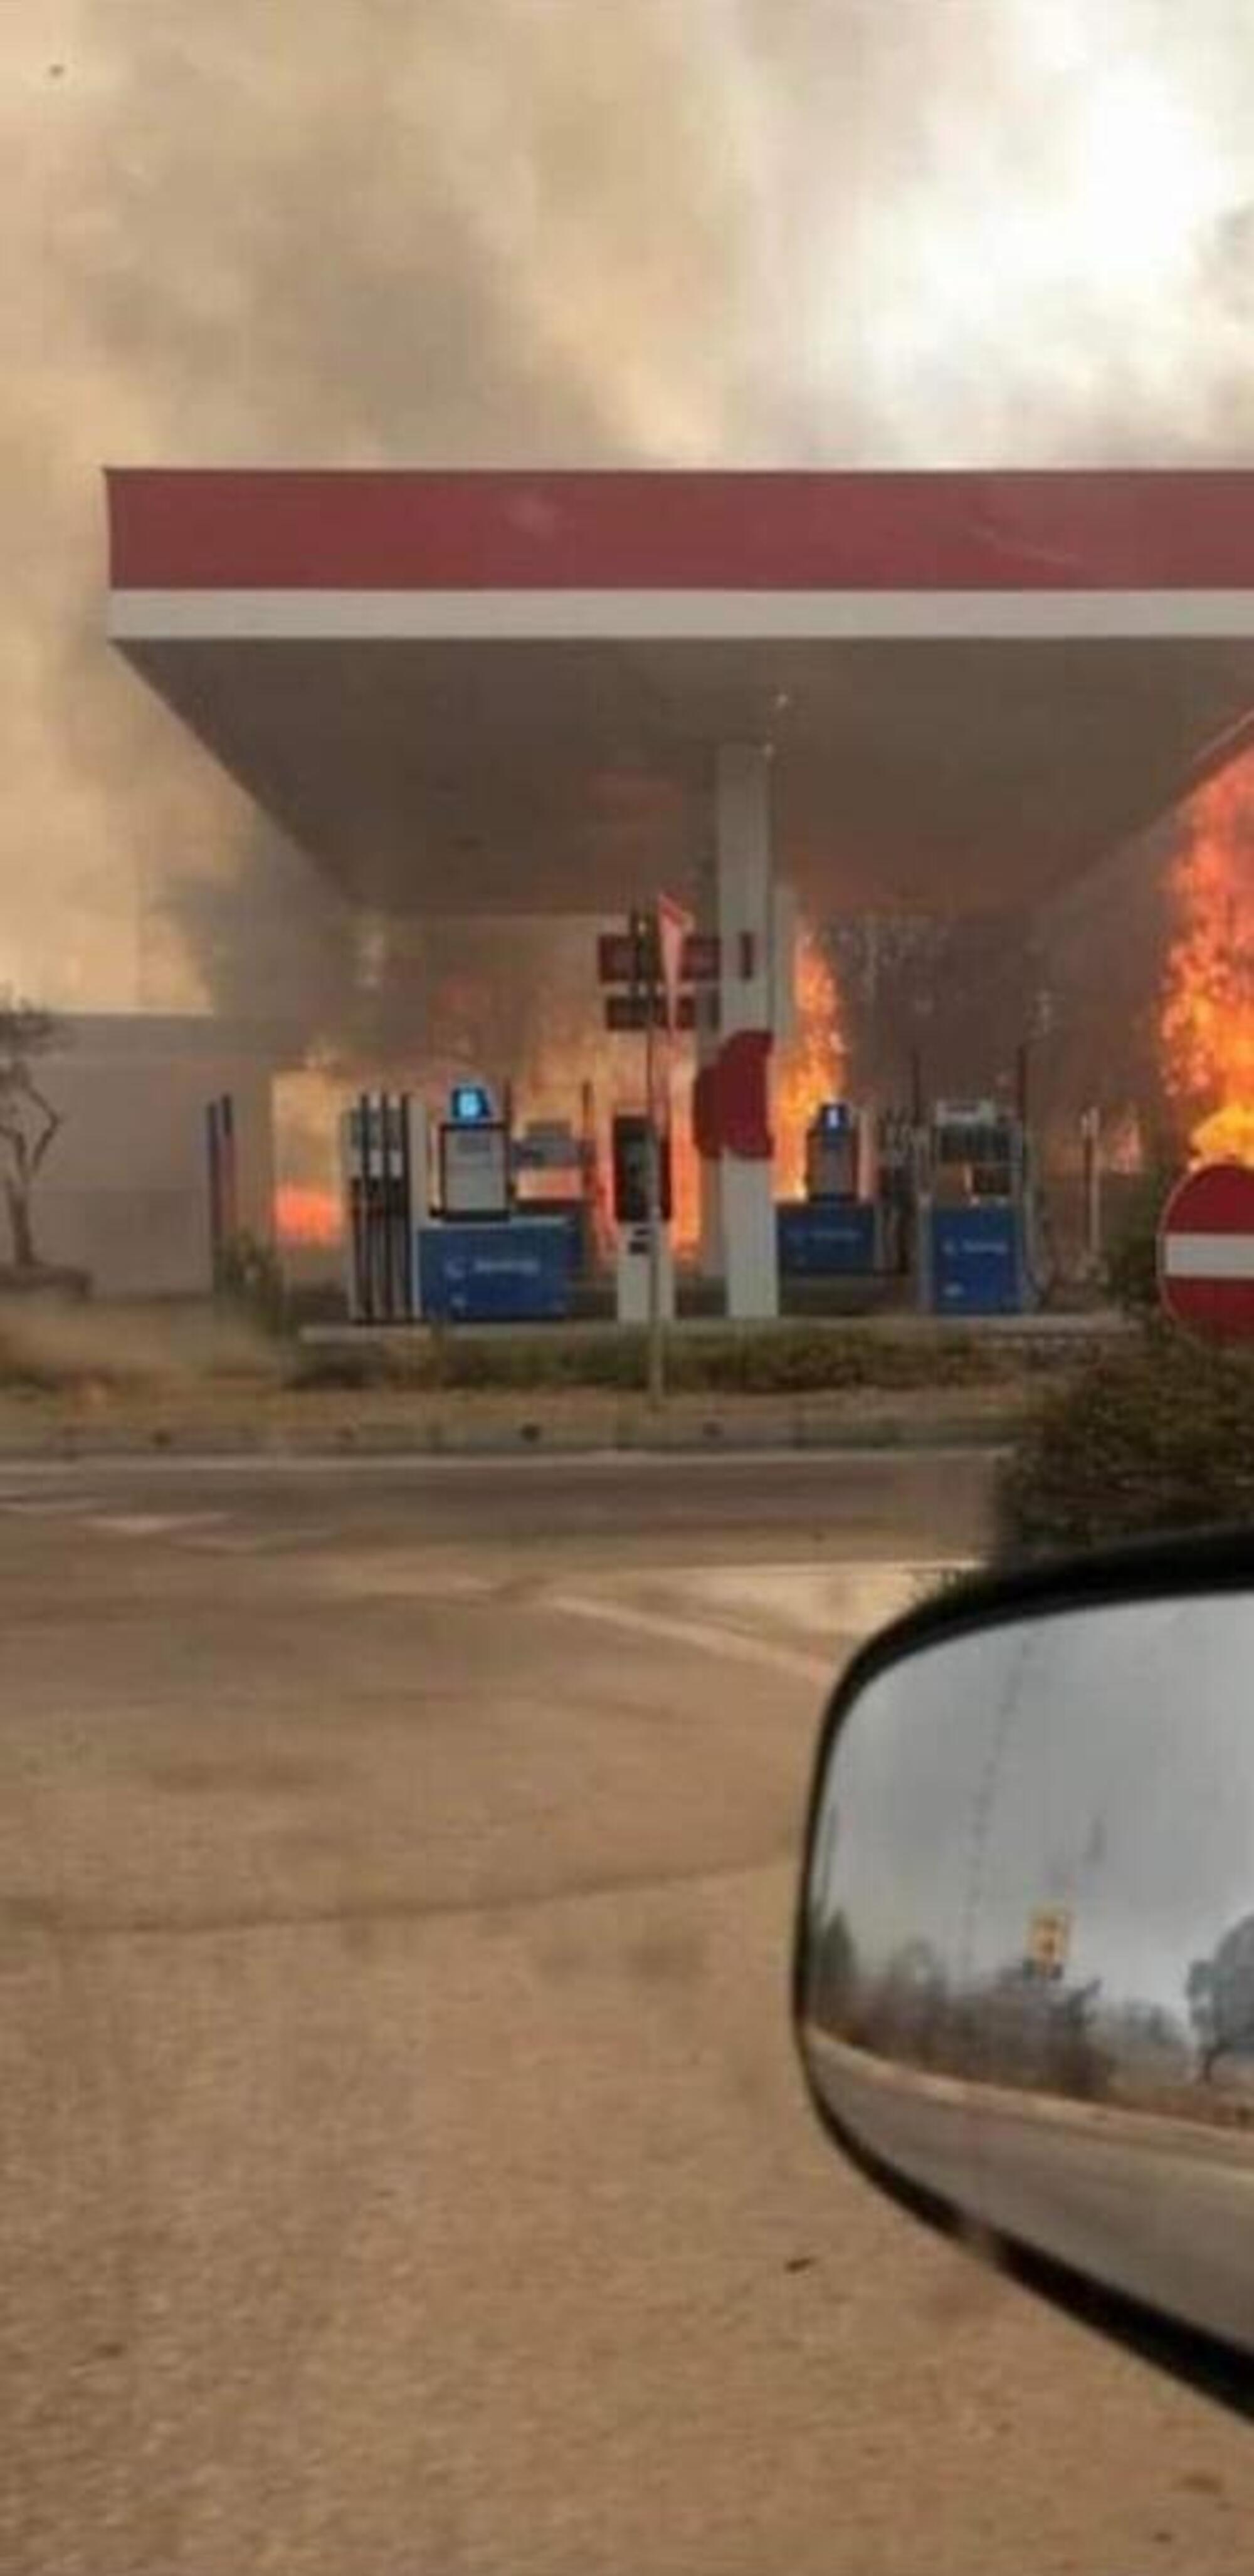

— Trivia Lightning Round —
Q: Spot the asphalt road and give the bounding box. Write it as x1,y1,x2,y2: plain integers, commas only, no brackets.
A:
814,2036,1254,2360
3,1452,1253,2575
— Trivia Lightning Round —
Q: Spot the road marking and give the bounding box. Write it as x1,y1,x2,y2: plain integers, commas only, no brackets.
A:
306,1559,498,1599
544,1589,834,1684
1,1498,322,1556
663,1558,964,1638
0,1443,1003,1482
84,1511,230,1539
181,1525,334,1555
544,1556,968,1681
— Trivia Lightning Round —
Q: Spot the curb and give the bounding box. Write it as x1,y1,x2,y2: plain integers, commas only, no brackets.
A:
0,1416,1016,1464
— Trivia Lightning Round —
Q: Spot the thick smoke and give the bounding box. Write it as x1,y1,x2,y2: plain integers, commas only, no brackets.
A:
836,834,1174,1141
5,0,1254,1020
165,832,598,1087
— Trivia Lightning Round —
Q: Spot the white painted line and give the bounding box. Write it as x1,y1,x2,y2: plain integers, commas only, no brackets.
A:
110,586,1254,643
672,1558,966,1637
179,1527,319,1555
545,1589,833,1685
1162,1232,1254,1279
85,1511,229,1539
287,1558,495,1594
0,1443,1001,1482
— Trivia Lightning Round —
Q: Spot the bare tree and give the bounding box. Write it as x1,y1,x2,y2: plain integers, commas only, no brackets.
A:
0,999,65,1274
1188,1915,1254,2081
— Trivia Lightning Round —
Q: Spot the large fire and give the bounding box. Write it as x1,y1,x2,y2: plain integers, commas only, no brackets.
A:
667,1058,700,1254
1162,755,1254,1164
275,1183,342,1247
774,926,846,1197
516,922,843,1255
266,922,846,1270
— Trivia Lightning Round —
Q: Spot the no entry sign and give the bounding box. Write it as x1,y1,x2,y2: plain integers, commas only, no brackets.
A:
1159,1161,1254,1338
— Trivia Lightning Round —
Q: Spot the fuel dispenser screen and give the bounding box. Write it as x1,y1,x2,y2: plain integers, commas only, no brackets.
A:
440,1120,510,1220
611,1114,673,1227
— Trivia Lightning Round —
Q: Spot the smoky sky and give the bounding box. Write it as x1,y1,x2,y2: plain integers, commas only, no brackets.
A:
6,0,1254,1016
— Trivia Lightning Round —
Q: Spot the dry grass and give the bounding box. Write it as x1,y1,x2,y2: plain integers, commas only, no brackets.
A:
0,1298,284,1394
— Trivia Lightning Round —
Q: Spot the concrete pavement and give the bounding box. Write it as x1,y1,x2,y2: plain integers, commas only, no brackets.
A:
2,1452,1253,2573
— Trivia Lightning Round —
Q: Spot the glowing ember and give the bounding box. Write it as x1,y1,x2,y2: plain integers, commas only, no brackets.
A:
774,927,846,1198
1162,756,1254,1165
275,1183,342,1247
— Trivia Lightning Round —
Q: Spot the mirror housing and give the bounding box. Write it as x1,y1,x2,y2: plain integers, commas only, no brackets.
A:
794,1531,1254,2407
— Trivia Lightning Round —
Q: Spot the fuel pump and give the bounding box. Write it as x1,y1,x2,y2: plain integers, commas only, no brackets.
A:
611,1111,675,1323
917,1099,1035,1315
341,1092,427,1321
777,1101,880,1277
804,1099,863,1202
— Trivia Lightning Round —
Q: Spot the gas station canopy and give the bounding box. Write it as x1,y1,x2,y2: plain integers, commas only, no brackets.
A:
107,468,1254,916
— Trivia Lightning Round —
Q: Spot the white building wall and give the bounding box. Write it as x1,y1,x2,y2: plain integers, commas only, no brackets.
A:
14,1017,282,1297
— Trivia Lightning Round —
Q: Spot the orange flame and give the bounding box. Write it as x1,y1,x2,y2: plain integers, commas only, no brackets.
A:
667,1060,700,1255
1162,755,1254,1164
774,927,846,1197
275,1183,342,1247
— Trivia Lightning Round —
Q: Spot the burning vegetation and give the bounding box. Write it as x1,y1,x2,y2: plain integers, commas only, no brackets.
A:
774,928,846,1200
1163,754,1254,1165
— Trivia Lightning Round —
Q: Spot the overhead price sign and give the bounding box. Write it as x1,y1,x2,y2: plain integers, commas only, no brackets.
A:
604,992,700,1032
597,930,720,986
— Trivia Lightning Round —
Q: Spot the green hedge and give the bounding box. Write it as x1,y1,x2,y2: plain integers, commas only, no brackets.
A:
288,1322,1009,1398
1103,1161,1179,1315
998,1321,1254,1556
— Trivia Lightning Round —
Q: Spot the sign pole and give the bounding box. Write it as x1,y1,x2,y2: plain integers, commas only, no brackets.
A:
648,953,669,1411
602,900,695,1386
648,892,695,1404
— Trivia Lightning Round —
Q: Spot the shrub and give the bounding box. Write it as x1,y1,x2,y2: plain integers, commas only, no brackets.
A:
288,1322,1010,1398
286,1341,397,1391
1104,1162,1180,1315
997,1321,1254,1556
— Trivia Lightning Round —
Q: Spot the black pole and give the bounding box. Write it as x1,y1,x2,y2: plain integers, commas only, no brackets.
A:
1016,1040,1030,1128
399,1092,413,1319
359,1091,374,1324
909,1047,924,1129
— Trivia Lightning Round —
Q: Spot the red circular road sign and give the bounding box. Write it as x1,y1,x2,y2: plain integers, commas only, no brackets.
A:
1159,1161,1254,1337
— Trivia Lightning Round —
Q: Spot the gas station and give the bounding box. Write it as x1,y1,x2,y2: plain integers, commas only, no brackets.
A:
106,468,1254,1323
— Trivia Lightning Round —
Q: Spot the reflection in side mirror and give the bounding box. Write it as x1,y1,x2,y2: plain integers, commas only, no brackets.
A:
794,1536,1254,2376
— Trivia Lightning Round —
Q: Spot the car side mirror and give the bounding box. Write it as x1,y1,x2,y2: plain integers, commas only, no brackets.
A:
794,1532,1254,2410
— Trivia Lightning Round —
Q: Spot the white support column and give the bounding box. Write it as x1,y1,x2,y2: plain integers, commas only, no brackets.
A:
716,743,779,1321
